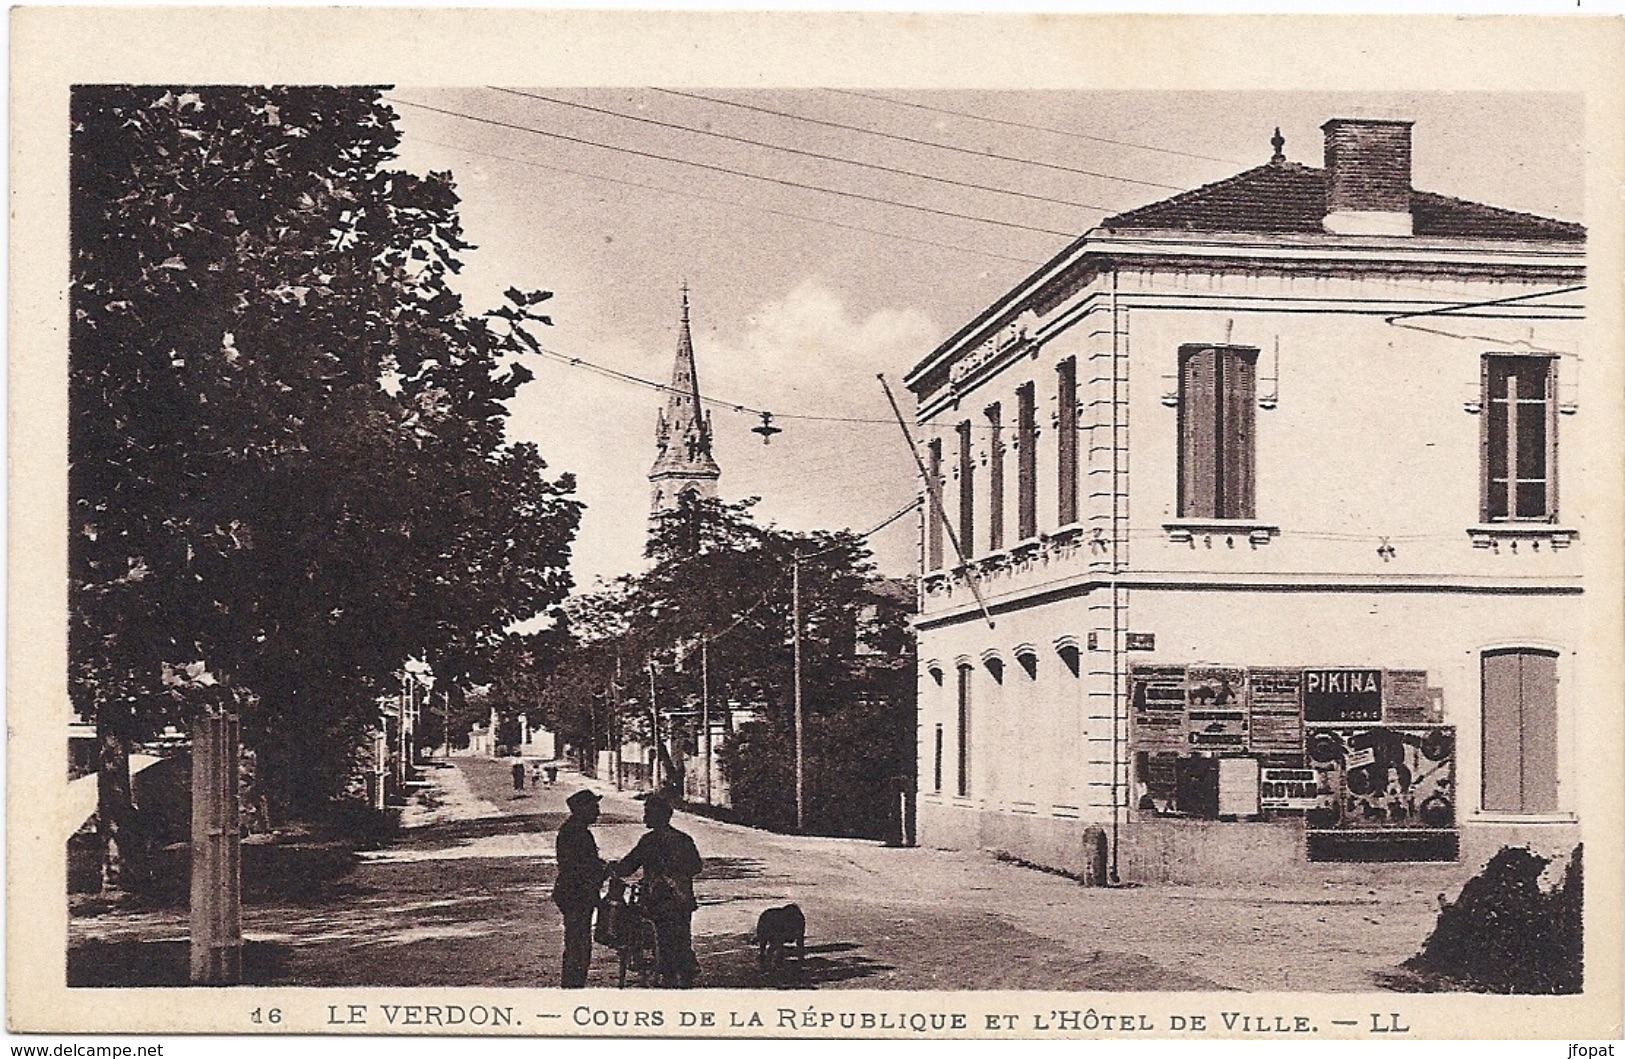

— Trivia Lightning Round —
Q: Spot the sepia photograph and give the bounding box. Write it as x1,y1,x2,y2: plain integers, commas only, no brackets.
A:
9,9,1624,1042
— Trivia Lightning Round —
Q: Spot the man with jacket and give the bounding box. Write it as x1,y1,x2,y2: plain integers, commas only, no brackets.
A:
553,789,608,987
615,792,703,987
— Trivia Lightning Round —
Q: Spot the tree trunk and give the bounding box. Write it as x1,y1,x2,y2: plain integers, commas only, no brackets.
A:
95,705,133,893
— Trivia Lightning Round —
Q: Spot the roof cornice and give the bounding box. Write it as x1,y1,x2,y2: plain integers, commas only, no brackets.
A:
905,230,1584,394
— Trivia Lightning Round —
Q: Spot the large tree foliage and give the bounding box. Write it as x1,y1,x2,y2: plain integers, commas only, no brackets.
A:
538,496,914,837
70,86,581,862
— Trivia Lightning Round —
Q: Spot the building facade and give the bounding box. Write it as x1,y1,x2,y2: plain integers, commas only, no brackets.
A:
906,119,1585,883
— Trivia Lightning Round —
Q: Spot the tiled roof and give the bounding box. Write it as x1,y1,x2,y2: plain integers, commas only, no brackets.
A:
1102,161,1585,242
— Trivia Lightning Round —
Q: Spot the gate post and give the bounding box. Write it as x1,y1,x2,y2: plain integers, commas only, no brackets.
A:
190,711,242,984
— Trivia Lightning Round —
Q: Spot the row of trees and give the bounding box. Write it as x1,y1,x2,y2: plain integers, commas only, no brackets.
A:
531,497,915,838
70,86,582,884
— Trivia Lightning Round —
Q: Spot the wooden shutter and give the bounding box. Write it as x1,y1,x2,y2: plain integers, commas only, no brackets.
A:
926,439,944,570
1482,648,1560,813
958,420,975,556
986,403,1004,552
1219,349,1258,519
1481,650,1522,812
1179,347,1218,518
957,665,972,797
1017,383,1037,540
1519,650,1559,813
1057,358,1078,525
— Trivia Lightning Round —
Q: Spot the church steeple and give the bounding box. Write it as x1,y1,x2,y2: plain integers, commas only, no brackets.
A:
650,285,721,516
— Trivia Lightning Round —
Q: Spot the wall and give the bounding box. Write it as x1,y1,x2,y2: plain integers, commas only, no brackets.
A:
912,253,1586,881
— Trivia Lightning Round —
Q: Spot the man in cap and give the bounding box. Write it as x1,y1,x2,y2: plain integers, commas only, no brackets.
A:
553,789,607,987
614,792,703,987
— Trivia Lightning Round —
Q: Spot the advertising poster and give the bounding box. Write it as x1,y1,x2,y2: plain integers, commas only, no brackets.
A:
1302,668,1383,724
1185,666,1248,750
1129,663,1187,752
1305,726,1457,832
1247,666,1305,754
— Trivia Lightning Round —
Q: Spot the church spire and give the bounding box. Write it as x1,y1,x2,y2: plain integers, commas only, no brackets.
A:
650,285,721,516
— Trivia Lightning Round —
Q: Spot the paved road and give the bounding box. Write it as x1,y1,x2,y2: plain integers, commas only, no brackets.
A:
68,757,1454,990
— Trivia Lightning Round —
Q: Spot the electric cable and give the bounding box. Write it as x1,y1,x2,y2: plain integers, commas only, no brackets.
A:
412,135,1049,267
491,88,1116,213
655,89,1189,192
823,89,1248,166
386,94,1078,238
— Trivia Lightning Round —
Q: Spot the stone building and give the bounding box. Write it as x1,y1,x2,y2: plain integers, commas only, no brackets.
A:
649,287,721,516
905,118,1585,882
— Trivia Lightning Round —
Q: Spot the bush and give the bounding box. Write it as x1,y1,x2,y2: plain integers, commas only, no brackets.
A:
1406,844,1582,993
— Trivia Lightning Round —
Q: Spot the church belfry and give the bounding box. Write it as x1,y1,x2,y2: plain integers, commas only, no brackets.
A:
650,286,721,516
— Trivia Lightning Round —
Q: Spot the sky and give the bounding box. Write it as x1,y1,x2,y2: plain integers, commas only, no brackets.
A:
386,90,1583,591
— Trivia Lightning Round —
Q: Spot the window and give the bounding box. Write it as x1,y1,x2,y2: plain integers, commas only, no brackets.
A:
956,664,972,797
985,403,1004,551
1057,357,1078,525
926,438,944,570
1481,648,1559,813
933,724,944,792
957,420,975,557
1178,345,1257,519
1017,383,1037,540
1483,355,1557,522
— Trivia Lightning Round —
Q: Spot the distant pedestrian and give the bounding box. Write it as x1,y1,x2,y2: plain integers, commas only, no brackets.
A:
512,760,525,792
546,765,559,788
553,790,608,988
615,792,703,987
531,762,542,789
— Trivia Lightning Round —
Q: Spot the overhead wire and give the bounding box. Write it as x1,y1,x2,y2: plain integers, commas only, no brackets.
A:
411,135,1049,267
490,87,1116,213
385,94,1079,238
823,88,1249,167
655,89,1190,192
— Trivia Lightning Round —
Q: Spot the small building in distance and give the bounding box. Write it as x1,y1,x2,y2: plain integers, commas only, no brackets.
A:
905,118,1585,883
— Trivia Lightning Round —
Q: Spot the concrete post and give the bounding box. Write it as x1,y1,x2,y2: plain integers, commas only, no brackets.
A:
189,712,242,984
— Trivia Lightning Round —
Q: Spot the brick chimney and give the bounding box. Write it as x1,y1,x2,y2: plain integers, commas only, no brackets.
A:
1321,118,1414,236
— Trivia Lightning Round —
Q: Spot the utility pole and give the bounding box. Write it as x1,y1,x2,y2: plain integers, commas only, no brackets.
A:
701,637,712,806
612,653,624,791
648,660,661,792
792,554,805,832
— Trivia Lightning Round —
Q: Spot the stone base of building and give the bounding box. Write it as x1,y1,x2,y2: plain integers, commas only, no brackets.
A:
918,798,1582,886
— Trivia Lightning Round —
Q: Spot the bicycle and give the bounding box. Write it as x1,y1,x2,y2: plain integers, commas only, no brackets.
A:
597,877,663,988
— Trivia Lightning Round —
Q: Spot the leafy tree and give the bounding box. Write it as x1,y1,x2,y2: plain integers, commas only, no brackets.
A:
544,496,915,837
70,85,580,881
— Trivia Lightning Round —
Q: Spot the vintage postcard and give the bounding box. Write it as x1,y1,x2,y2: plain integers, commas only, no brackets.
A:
9,8,1624,1043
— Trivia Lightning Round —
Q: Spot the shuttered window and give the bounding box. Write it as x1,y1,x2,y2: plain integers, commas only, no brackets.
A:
1481,648,1559,814
926,438,944,570
986,403,1004,552
1178,345,1257,519
1483,355,1557,522
933,724,944,792
956,664,972,797
1057,357,1079,525
957,420,975,557
1017,383,1037,540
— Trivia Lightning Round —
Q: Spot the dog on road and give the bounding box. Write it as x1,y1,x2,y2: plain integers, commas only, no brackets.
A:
753,903,806,972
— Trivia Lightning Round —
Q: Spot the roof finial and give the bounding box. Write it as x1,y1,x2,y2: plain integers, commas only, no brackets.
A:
1270,126,1286,164
680,280,690,323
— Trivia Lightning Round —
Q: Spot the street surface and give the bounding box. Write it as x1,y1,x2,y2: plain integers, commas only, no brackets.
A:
69,758,1458,990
